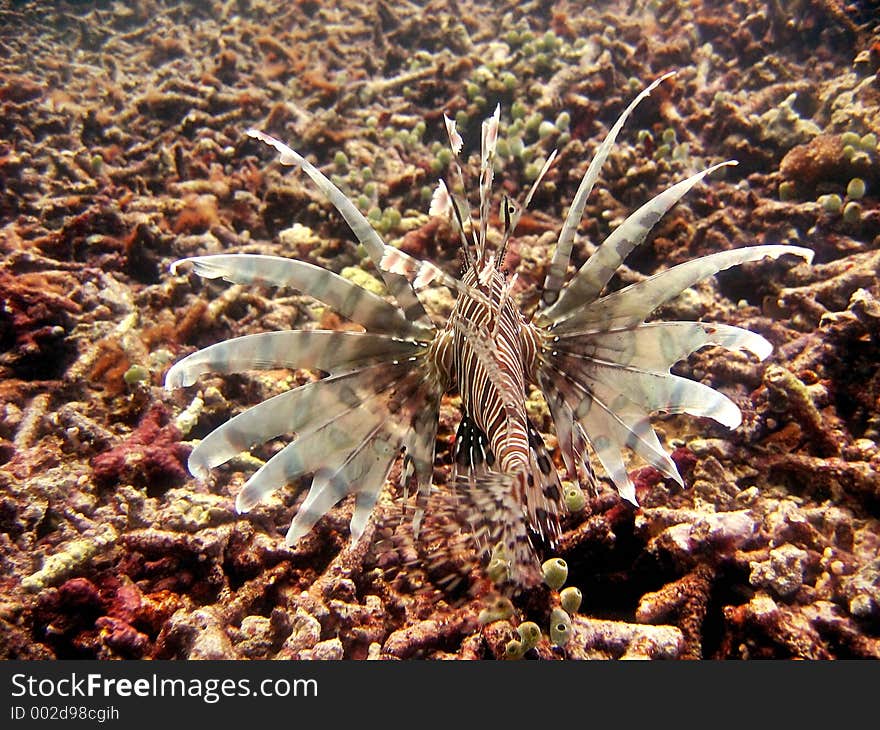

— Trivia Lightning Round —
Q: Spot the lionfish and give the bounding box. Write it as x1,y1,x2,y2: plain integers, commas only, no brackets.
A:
165,73,812,589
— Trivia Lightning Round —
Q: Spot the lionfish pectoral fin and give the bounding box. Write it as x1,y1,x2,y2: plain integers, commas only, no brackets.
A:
165,330,425,389
246,129,432,332
452,414,493,483
541,71,677,309
223,352,442,548
167,254,431,339
548,245,814,334
285,435,396,545
537,161,738,325
192,361,410,491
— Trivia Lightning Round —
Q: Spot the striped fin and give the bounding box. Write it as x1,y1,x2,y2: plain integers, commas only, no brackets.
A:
399,386,442,537
538,306,776,503
172,254,432,339
544,359,681,475
539,361,679,503
551,322,772,374
524,419,564,548
452,415,494,484
537,161,736,325
287,432,398,543
477,104,500,255
379,247,492,307
579,409,642,505
235,411,374,514
165,330,424,388
382,486,546,599
452,472,542,590
246,129,432,331
449,415,561,583
188,360,412,481
541,71,676,308
549,245,814,334
552,352,744,429
538,373,597,488
236,363,439,532
449,416,541,587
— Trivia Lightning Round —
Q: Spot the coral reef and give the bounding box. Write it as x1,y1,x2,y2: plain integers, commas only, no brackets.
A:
0,0,878,659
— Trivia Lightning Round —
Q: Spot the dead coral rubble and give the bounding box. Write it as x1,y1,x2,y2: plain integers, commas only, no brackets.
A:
0,0,879,659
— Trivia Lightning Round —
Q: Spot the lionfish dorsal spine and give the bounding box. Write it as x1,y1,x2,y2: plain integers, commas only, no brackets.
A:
540,70,677,308
245,129,432,332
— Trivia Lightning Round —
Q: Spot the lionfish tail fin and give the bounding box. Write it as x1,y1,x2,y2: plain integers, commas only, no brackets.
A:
450,471,543,591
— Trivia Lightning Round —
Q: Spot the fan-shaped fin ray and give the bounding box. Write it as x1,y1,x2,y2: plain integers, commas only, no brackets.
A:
172,254,431,339
286,431,397,544
538,161,736,324
556,353,743,429
401,393,441,537
190,361,410,482
541,71,676,308
165,330,424,388
235,405,383,514
553,321,771,372
548,362,644,503
538,375,597,491
351,479,385,543
247,129,431,331
550,245,813,334
539,377,582,481
236,362,441,540
541,361,682,494
580,410,639,504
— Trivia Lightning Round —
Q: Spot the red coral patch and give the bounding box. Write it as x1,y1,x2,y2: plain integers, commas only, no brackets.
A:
90,403,189,493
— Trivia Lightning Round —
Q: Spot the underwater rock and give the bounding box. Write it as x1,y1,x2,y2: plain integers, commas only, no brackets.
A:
636,564,715,659
749,543,810,598
22,527,117,593
158,606,239,660
841,558,880,619
568,615,684,660
753,93,821,151
780,133,876,189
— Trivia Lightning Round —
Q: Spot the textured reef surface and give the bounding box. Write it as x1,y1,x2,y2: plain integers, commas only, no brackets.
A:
1,0,879,659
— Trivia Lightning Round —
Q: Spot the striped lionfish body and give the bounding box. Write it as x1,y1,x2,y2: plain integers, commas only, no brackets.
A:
165,73,812,589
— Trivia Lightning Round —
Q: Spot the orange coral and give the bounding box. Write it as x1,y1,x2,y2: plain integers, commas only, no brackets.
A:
172,195,220,234
87,339,130,396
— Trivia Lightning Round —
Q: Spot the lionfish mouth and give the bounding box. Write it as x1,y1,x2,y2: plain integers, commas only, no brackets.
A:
165,72,813,591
